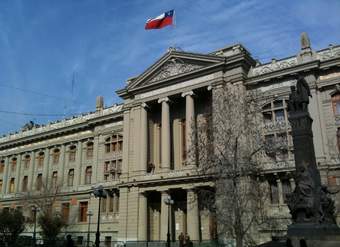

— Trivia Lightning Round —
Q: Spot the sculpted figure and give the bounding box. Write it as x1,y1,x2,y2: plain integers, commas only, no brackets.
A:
301,32,311,50
296,76,312,111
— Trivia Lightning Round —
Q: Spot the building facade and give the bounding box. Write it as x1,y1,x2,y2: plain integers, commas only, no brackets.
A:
0,35,340,245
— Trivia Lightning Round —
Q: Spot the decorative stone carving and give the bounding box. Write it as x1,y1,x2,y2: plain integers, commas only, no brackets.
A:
251,57,298,76
149,58,203,83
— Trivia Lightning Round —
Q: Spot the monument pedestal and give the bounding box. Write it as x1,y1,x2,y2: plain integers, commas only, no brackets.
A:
287,223,340,247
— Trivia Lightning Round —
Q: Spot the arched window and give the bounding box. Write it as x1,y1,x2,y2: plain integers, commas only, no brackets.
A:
69,145,76,162
52,148,60,164
86,142,94,159
24,155,31,169
68,169,74,187
85,166,92,185
37,152,45,167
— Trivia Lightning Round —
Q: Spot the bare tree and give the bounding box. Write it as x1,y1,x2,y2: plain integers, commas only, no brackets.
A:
195,83,269,247
24,182,67,246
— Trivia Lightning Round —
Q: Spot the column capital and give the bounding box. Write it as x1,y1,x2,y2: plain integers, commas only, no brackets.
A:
158,97,170,104
181,91,195,97
141,102,149,109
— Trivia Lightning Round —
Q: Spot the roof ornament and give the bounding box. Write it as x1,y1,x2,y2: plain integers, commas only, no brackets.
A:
300,32,311,50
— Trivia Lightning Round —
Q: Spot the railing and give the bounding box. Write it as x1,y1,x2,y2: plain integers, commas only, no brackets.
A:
0,239,223,247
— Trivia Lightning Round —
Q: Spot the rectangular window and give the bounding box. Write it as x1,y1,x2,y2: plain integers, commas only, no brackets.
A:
105,143,111,153
69,147,76,162
85,166,92,185
24,155,31,169
11,159,17,172
86,143,94,159
0,179,2,192
68,169,74,187
105,236,112,247
22,176,28,192
274,110,285,123
282,179,292,203
61,203,70,222
109,195,114,212
36,174,43,191
9,178,15,193
52,172,58,188
79,201,88,222
101,197,107,213
269,180,279,204
0,161,4,173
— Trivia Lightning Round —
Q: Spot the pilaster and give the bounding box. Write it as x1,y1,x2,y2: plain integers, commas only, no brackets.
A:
15,154,22,193
122,110,130,178
2,157,9,194
75,141,83,186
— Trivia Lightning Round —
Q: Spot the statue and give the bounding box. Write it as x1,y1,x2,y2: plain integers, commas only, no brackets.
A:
301,32,311,50
288,76,312,112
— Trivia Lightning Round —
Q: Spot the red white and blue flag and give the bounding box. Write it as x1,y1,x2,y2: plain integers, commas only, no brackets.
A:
145,10,174,30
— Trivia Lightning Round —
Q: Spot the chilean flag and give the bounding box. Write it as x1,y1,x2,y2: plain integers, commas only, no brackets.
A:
145,10,174,30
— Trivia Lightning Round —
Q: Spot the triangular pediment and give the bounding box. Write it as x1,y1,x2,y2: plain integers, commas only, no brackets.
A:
127,50,224,90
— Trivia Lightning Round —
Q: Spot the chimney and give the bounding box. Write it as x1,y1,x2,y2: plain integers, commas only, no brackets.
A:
96,96,104,111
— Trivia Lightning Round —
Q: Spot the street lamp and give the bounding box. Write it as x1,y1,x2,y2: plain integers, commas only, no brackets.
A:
164,195,174,247
93,185,107,247
31,205,40,247
87,210,93,247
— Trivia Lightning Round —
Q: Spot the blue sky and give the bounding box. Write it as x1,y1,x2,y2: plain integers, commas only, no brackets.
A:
0,0,339,135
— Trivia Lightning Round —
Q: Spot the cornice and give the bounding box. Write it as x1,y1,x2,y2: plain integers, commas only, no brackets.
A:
0,110,123,150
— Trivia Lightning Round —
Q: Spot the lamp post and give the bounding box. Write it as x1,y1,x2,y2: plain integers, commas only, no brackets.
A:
93,185,107,247
31,205,40,247
164,195,174,247
87,210,93,247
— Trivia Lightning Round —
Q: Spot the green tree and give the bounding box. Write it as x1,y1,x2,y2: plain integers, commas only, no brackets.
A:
0,209,26,247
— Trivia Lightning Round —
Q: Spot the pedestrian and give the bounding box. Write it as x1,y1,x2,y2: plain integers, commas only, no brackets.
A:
66,234,75,247
178,232,185,247
185,235,193,247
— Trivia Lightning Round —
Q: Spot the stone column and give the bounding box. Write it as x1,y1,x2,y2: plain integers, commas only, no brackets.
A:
114,191,120,213
187,189,200,240
2,157,9,194
15,154,22,193
158,97,171,170
75,141,83,186
138,192,148,241
160,191,170,240
276,177,284,205
140,104,148,174
182,91,196,166
92,136,99,184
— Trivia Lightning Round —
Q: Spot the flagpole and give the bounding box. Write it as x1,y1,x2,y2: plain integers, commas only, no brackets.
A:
173,10,176,49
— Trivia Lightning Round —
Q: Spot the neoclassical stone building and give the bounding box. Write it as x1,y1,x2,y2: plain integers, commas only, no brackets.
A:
0,35,340,245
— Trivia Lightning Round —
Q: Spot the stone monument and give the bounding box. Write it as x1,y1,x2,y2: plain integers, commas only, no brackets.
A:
286,76,340,247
